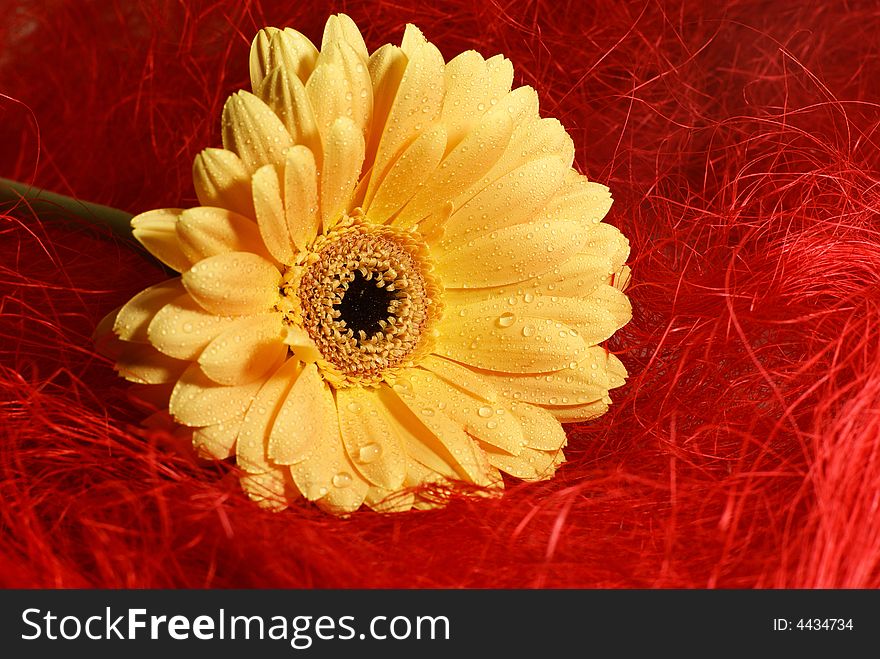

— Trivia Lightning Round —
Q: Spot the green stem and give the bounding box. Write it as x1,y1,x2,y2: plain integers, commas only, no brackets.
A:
0,177,134,238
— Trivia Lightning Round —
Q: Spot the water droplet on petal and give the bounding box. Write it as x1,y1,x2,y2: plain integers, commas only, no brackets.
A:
496,312,515,328
357,443,382,463
522,325,535,337
332,472,353,488
478,406,493,418
346,401,362,413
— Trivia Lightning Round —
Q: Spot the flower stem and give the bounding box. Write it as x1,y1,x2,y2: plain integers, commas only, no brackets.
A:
0,177,133,238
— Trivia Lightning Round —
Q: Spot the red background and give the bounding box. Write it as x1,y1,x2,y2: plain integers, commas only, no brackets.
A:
1,0,878,588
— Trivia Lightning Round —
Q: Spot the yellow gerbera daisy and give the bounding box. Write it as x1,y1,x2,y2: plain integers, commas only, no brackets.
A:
99,14,632,514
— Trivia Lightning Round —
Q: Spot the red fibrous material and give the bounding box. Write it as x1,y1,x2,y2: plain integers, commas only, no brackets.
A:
1,0,879,588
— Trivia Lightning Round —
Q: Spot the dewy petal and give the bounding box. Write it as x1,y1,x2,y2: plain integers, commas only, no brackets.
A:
222,91,293,173
192,411,246,460
378,382,498,487
170,363,263,427
257,67,322,161
131,209,191,272
321,13,369,61
320,117,365,231
364,486,415,513
485,445,563,481
435,296,588,373
192,148,256,219
176,206,272,263
267,361,318,465
392,107,514,229
474,115,572,193
113,279,184,342
435,219,590,289
507,400,568,451
363,44,407,174
364,123,446,224
236,358,303,510
241,470,297,512
236,357,300,473
364,24,445,207
284,145,320,251
470,346,622,408
336,387,407,490
280,364,369,511
418,354,498,402
251,163,295,263
198,313,287,386
250,27,318,90
306,42,372,145
445,286,631,347
148,293,241,360
407,368,525,455
440,51,513,150
182,251,281,316
441,155,572,244
116,342,188,385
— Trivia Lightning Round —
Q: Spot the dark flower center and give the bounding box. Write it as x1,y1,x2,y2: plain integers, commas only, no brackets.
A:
333,269,396,342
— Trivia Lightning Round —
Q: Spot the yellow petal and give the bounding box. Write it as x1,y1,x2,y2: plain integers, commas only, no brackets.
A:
435,296,587,373
113,279,184,342
469,346,618,406
507,400,567,451
544,399,610,422
284,145,320,251
251,163,295,263
336,387,407,490
392,108,514,229
170,363,262,426
198,313,287,385
305,39,372,145
378,382,498,487
257,67,321,162
148,293,240,360
406,368,524,455
236,357,301,473
94,306,123,359
435,219,590,289
266,361,316,465
116,341,188,384
446,222,630,303
221,91,293,173
176,206,271,263
477,115,572,191
192,148,256,219
364,123,446,223
446,284,631,347
182,251,281,316
485,445,563,481
440,51,512,150
282,365,369,511
364,44,407,174
442,155,572,244
193,412,245,460
240,470,297,511
364,24,445,206
320,117,365,230
131,209,190,272
545,169,614,227
364,486,415,513
249,27,318,90
321,14,369,61
418,354,498,402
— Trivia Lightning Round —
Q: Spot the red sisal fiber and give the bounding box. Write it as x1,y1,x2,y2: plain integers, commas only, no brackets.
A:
1,0,879,588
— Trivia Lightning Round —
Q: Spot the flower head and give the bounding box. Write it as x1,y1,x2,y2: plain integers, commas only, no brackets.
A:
99,14,632,514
